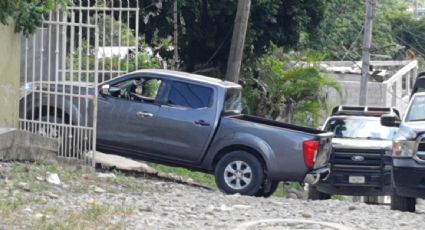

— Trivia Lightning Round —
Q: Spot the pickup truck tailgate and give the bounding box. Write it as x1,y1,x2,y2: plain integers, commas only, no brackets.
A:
314,133,333,169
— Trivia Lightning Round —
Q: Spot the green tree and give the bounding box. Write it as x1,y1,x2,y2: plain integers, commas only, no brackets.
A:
243,46,341,127
133,0,330,75
0,0,69,36
306,0,409,60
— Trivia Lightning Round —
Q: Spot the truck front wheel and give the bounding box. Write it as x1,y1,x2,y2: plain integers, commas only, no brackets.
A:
391,193,416,212
214,151,264,196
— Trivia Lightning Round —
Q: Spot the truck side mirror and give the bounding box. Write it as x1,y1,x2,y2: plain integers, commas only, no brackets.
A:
381,114,401,127
101,84,110,96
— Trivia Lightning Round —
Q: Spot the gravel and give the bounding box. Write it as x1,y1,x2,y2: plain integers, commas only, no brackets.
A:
0,162,424,230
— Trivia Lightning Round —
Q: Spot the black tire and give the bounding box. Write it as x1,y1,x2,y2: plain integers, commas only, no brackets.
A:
214,151,264,196
308,185,331,200
255,179,279,198
391,193,416,212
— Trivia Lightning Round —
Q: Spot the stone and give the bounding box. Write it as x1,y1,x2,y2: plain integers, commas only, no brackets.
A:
301,212,313,218
46,173,61,185
288,193,298,199
45,191,59,199
348,206,356,211
220,204,233,211
17,182,30,192
232,204,251,209
97,172,116,178
139,207,153,212
94,187,106,193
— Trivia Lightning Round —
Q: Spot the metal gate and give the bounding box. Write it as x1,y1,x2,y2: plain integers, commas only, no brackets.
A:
68,0,140,82
19,1,141,163
19,11,99,163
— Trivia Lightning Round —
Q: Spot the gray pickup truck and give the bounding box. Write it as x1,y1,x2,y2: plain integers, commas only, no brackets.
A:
20,69,333,196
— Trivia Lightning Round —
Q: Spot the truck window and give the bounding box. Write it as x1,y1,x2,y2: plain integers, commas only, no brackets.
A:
109,77,162,103
406,95,425,122
324,117,397,140
167,81,213,109
224,87,242,113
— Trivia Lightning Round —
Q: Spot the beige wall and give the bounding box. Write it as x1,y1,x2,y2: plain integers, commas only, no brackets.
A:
0,23,21,128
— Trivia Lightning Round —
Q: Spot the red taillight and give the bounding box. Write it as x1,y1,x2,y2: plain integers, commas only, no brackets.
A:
303,140,320,169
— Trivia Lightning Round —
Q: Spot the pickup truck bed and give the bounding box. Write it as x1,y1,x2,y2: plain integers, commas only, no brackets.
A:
203,114,332,182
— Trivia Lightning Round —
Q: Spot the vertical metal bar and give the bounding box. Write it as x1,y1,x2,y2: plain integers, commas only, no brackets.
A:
102,0,106,82
92,26,99,167
31,30,36,132
47,13,53,135
109,0,114,79
53,10,61,155
117,0,122,77
135,2,139,70
69,12,76,158
61,10,68,157
23,38,29,130
126,0,130,73
75,0,84,159
39,22,45,136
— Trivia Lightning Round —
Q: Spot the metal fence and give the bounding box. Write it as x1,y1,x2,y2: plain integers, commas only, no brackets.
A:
19,1,141,163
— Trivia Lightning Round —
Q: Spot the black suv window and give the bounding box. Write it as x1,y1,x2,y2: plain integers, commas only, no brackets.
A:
167,81,213,109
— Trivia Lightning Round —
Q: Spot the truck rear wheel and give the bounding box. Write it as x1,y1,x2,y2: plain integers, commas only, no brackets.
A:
255,178,279,198
308,185,331,200
214,151,264,196
391,193,416,212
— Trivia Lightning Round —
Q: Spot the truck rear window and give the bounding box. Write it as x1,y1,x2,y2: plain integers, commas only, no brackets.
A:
224,87,242,113
167,82,213,109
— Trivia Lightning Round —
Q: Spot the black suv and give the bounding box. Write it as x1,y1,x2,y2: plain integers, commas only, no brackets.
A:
309,106,399,202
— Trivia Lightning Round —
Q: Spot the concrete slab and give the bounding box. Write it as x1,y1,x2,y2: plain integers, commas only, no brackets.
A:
87,151,212,189
0,128,58,163
87,151,158,174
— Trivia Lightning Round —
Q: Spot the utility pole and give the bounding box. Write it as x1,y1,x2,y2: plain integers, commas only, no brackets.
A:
359,0,376,106
173,0,179,70
225,0,251,83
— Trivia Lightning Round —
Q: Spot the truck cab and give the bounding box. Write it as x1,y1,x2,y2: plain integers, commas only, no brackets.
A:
309,106,399,201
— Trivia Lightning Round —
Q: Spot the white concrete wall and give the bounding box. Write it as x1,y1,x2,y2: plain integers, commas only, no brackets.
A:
0,23,21,128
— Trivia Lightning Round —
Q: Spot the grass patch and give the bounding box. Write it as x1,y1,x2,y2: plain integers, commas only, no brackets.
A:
0,194,27,214
150,163,217,188
331,194,346,200
35,203,135,230
273,182,305,198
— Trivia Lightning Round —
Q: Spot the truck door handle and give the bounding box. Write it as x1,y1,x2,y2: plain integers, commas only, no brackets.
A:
194,120,210,126
137,112,154,118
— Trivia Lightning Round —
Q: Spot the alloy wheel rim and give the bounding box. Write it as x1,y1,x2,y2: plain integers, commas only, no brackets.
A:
224,160,253,190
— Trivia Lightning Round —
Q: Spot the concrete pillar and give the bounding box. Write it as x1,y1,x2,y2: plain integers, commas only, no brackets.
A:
0,23,21,128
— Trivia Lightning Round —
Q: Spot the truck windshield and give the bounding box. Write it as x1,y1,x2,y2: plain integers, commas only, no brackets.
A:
406,95,425,122
324,117,398,140
224,87,242,113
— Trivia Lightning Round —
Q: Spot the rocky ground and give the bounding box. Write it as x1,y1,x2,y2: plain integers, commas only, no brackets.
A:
0,162,424,230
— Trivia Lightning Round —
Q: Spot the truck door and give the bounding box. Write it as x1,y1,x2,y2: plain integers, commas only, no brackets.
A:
97,76,164,155
152,81,217,163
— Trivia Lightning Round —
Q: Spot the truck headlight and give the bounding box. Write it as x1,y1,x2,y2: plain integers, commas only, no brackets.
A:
393,140,416,157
